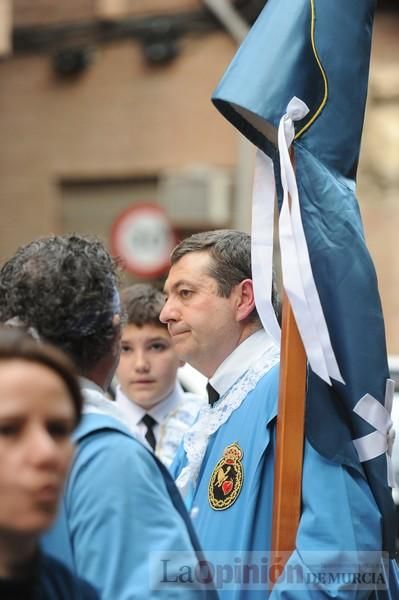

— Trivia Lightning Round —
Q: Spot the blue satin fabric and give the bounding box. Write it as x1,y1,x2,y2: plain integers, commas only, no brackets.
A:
213,0,375,179
211,0,395,557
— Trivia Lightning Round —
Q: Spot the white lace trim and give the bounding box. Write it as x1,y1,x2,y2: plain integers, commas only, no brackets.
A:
176,346,280,496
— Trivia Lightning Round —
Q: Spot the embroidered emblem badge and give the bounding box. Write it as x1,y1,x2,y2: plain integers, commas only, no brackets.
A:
208,443,244,510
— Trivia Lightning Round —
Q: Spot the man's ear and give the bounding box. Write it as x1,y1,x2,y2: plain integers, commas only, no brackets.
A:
234,279,256,322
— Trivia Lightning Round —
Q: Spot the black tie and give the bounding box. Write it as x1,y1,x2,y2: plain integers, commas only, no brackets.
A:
142,414,157,451
206,383,220,408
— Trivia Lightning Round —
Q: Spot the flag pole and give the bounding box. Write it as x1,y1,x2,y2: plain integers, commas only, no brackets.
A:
271,296,306,549
271,150,307,574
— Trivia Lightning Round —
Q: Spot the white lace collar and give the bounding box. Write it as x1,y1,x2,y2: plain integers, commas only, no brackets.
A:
176,330,279,495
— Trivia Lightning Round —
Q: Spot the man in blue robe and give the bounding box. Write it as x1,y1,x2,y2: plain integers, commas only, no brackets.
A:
162,229,398,599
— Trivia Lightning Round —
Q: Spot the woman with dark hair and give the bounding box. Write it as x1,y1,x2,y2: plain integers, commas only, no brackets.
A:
0,327,98,599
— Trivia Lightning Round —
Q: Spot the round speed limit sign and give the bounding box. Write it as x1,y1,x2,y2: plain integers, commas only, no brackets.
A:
110,204,177,278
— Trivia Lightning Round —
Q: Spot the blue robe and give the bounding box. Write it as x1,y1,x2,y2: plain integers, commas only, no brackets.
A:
172,365,399,599
42,411,217,599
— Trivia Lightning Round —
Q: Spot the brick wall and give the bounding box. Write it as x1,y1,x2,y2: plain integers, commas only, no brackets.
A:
13,0,202,26
1,5,399,352
0,31,237,254
358,13,399,354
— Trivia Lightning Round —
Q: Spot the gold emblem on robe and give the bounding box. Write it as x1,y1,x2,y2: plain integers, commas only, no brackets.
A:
208,443,244,510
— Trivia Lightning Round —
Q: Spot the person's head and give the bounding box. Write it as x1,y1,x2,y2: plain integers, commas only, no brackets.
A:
0,234,121,389
160,230,280,377
117,284,183,410
0,326,82,542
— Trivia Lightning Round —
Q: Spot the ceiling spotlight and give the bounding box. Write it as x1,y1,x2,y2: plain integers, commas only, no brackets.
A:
53,47,92,77
142,38,179,66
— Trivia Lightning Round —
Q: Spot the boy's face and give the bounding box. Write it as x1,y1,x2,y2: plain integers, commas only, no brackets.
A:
116,323,182,410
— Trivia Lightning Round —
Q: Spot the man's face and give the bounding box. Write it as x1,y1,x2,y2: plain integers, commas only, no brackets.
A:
160,252,241,377
116,324,182,410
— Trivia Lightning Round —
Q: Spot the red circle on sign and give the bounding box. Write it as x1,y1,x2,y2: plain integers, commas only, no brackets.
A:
110,203,177,278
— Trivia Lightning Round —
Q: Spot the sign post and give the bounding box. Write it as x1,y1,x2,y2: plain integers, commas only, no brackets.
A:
110,203,176,278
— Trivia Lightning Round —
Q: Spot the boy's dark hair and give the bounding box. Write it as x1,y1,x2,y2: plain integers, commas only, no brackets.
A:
0,234,120,373
0,325,83,424
171,229,281,323
121,284,167,329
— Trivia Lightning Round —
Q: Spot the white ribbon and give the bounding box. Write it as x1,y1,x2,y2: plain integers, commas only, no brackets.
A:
251,150,281,345
353,379,396,487
251,96,344,385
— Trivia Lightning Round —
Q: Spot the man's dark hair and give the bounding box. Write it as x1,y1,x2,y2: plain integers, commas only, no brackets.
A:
0,234,120,373
171,229,281,323
121,284,166,329
0,325,83,424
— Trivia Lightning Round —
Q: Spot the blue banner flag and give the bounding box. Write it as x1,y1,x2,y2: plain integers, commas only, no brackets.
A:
212,0,396,555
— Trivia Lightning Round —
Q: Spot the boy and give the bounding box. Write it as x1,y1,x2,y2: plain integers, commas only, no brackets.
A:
115,283,204,467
